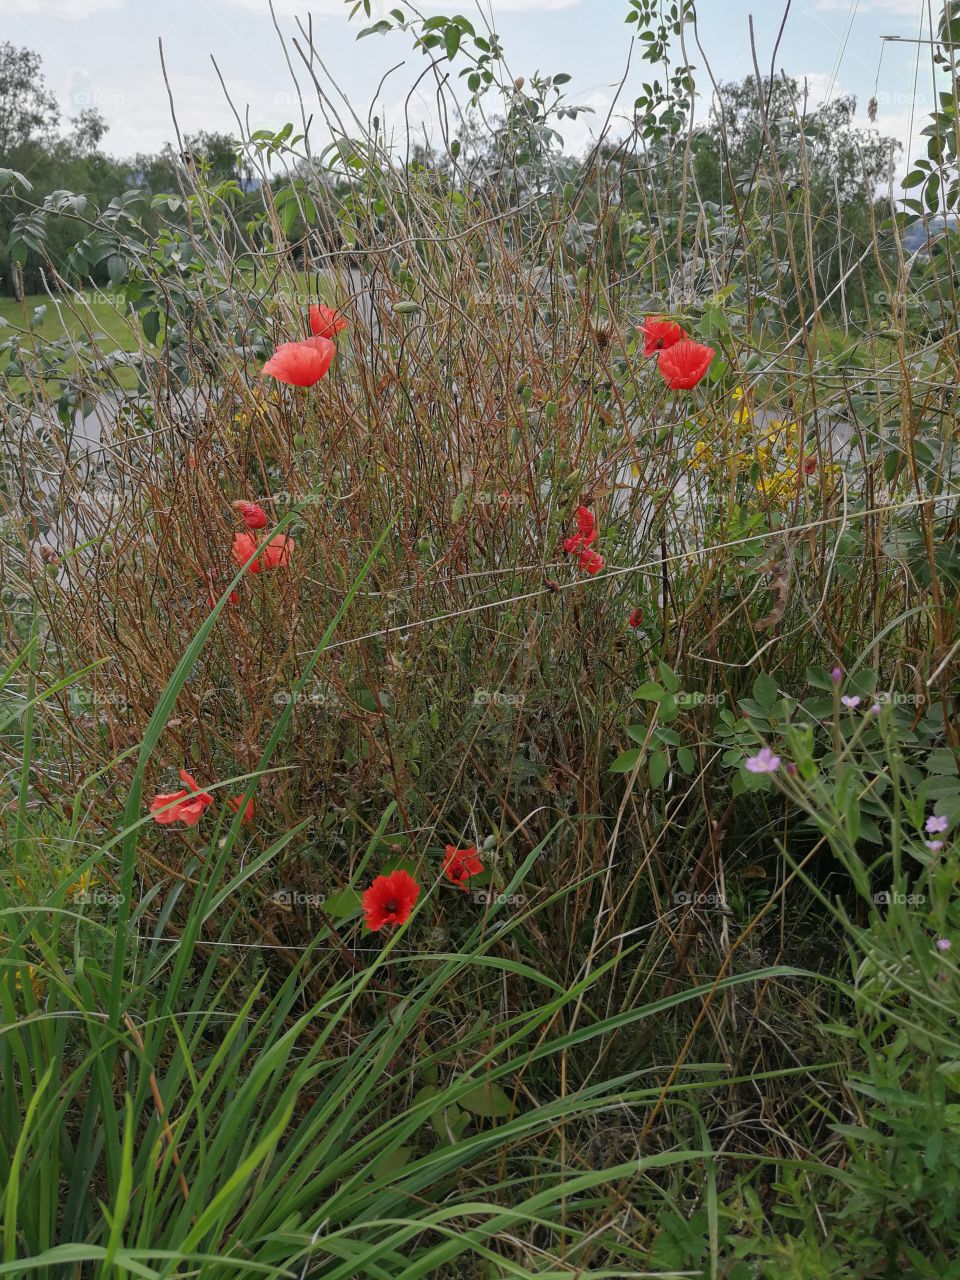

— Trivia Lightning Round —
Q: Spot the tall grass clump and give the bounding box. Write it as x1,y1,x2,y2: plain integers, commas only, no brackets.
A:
0,0,958,1274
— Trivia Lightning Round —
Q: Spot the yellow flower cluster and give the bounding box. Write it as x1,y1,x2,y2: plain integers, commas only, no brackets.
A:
687,387,834,503
13,964,46,1000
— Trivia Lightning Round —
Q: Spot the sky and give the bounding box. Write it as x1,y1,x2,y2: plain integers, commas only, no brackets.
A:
1,0,941,179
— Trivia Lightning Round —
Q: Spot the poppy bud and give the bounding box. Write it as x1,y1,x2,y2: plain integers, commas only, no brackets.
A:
233,500,268,530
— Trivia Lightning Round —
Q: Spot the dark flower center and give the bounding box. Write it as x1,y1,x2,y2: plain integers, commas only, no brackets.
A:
385,900,398,913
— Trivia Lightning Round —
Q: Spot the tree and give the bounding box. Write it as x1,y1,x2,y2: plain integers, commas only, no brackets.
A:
0,42,60,159
696,76,897,206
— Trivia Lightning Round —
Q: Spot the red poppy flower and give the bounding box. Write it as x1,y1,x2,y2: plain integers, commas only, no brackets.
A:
443,845,483,890
577,549,604,575
262,337,335,387
231,532,295,574
309,304,347,340
628,608,644,628
657,339,715,390
228,795,255,824
362,869,420,931
150,769,214,826
233,500,268,530
639,316,687,356
802,455,817,476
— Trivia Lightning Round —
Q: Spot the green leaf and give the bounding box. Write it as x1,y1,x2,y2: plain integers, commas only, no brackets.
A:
752,673,778,708
658,661,680,692
457,1080,514,1118
323,888,362,919
141,309,161,345
610,748,642,773
633,681,664,701
649,749,669,787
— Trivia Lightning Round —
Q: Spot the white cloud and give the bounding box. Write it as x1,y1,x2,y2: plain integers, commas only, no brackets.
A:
811,0,922,14
4,0,124,14
219,0,579,16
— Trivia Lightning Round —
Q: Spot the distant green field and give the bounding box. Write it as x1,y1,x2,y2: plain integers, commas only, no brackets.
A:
0,293,141,353
0,294,146,392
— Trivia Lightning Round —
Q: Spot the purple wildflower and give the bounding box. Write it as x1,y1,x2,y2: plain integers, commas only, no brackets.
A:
840,695,861,710
745,746,781,775
926,814,949,835
937,938,952,953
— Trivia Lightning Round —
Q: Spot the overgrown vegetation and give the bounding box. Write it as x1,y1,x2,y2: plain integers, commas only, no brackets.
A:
1,1,958,1276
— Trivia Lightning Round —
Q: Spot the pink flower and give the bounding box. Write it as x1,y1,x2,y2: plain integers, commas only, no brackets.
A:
840,695,861,710
745,747,781,774
926,814,949,835
926,840,944,852
937,938,952,952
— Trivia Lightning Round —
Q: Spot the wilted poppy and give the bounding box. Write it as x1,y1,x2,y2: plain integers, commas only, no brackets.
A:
802,455,817,476
657,339,715,390
362,869,420,931
309,304,347,340
639,316,687,356
563,507,604,575
563,506,598,555
150,769,213,826
263,337,335,387
228,795,255,824
233,500,268,530
443,845,483,890
231,532,294,574
628,608,644,628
